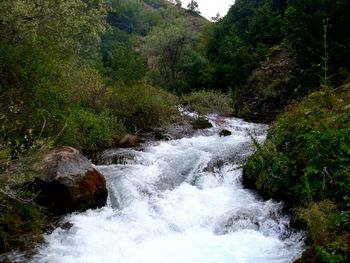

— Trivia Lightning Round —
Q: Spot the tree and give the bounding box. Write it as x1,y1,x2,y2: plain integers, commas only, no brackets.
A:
0,0,107,57
284,0,350,71
211,34,258,92
187,0,200,15
245,2,283,47
101,40,148,84
211,13,222,22
170,0,182,7
0,0,109,147
281,0,350,91
145,18,193,91
175,0,182,7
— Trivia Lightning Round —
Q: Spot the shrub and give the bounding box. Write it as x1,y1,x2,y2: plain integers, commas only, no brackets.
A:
57,108,125,152
105,82,179,131
298,200,336,244
245,86,350,205
182,90,232,115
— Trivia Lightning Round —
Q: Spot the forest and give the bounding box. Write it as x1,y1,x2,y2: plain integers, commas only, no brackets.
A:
0,0,349,262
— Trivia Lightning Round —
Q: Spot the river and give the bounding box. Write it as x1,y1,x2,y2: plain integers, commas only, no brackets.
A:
31,114,304,263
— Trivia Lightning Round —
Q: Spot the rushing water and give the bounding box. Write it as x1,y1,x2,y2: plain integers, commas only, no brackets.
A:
30,115,304,263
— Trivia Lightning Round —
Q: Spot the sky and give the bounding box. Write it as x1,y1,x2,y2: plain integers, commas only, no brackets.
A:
181,0,235,20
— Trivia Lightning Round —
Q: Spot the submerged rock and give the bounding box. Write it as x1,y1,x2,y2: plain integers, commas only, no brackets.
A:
191,117,213,129
219,129,232,137
33,146,107,215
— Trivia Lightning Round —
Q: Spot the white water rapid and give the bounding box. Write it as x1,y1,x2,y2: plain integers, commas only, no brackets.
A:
31,115,304,263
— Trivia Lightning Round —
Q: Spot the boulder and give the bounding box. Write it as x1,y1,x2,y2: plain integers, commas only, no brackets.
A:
191,117,213,130
219,129,232,137
33,146,107,215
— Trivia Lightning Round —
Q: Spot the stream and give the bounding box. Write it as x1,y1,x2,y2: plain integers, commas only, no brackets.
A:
31,114,304,263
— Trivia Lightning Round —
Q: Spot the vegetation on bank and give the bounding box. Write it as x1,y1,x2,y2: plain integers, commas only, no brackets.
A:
244,84,350,262
0,146,50,252
0,0,185,254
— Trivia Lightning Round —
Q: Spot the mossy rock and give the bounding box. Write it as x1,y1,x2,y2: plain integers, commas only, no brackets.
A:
191,117,213,129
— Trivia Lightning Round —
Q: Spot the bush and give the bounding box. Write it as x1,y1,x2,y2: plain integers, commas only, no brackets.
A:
105,82,179,131
245,86,350,205
57,108,125,152
182,90,232,115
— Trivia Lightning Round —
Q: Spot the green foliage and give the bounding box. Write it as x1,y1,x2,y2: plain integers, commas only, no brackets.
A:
203,0,350,112
180,51,210,93
0,0,107,57
297,201,350,262
212,34,258,91
0,0,186,158
284,0,350,86
105,82,179,130
0,155,49,253
145,17,194,92
106,0,163,36
0,43,67,141
205,0,285,95
244,84,350,261
103,0,209,95
320,18,331,88
0,192,46,252
299,200,336,243
101,36,148,84
0,0,198,255
57,108,125,152
144,0,168,9
316,236,350,263
245,2,283,47
182,90,232,115
245,87,350,204
0,143,11,174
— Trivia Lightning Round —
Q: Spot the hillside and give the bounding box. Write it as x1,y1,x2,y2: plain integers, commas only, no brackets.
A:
204,0,350,122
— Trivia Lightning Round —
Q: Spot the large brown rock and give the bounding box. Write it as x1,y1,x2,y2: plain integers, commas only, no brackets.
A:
33,146,107,215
